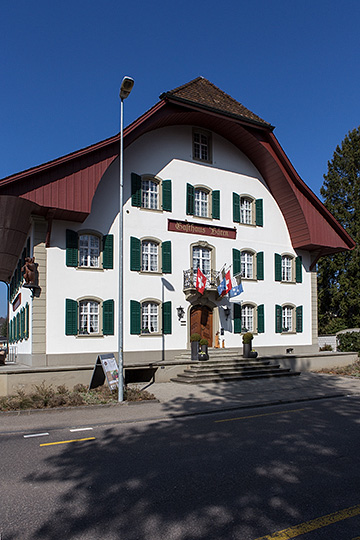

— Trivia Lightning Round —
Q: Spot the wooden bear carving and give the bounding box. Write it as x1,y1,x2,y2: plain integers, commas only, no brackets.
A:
22,257,38,287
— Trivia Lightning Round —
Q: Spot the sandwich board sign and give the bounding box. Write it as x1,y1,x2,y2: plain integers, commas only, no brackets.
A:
89,354,119,391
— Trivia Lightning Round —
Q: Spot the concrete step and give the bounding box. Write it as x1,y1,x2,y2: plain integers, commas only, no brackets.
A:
186,360,272,370
170,357,300,384
182,364,282,376
171,369,300,384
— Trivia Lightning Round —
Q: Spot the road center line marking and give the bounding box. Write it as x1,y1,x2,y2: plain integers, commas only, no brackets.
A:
24,432,49,438
254,503,360,539
215,408,305,423
69,427,93,432
40,437,96,447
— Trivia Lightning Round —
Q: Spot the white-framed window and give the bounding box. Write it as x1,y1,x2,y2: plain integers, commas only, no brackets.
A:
141,241,159,272
192,246,211,280
141,301,159,334
141,178,159,209
241,251,254,279
194,188,209,217
79,300,99,335
79,234,100,268
241,304,254,333
282,255,293,282
193,129,212,162
240,197,253,225
282,305,293,332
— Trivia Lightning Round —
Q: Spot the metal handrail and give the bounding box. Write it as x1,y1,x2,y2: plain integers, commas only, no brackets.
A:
183,268,220,289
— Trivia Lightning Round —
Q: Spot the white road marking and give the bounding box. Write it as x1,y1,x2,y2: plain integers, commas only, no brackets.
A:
69,427,93,432
24,432,49,438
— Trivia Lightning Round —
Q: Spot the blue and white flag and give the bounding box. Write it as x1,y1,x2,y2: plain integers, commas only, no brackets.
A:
229,282,243,298
217,278,226,297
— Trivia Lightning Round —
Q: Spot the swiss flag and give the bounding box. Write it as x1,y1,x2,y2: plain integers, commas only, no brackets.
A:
196,267,206,294
224,270,232,294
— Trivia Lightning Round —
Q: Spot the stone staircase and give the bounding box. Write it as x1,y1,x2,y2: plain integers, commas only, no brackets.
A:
170,349,300,384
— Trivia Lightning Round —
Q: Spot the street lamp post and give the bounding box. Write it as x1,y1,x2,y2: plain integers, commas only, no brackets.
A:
118,76,134,402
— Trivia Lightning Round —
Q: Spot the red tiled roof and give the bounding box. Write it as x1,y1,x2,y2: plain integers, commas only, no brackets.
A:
0,77,355,281
160,77,273,129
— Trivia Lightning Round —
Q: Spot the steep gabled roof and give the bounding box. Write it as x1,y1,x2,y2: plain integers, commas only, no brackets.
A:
0,77,355,281
160,77,273,130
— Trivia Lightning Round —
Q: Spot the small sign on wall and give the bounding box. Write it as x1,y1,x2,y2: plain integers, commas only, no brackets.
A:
89,354,119,391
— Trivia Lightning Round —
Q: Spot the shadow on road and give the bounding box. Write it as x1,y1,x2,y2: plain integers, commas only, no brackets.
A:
15,373,360,539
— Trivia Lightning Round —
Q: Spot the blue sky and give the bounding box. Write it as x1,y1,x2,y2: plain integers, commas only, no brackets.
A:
1,0,360,317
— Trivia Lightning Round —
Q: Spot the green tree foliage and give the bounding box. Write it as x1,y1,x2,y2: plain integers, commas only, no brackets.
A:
318,127,360,334
0,317,7,338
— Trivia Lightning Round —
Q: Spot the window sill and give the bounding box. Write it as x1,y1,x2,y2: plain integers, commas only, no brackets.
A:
236,222,256,227
139,207,162,213
192,214,213,221
76,333,104,338
192,157,212,165
76,266,104,272
139,271,163,276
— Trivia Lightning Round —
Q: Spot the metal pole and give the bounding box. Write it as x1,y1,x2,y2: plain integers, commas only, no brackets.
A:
118,97,124,402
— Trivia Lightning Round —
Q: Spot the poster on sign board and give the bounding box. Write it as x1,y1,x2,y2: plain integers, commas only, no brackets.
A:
89,354,119,391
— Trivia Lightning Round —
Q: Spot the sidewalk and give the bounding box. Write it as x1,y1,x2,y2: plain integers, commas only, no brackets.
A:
1,373,360,434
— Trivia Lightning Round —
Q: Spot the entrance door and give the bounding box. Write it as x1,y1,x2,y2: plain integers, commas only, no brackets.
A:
190,305,213,346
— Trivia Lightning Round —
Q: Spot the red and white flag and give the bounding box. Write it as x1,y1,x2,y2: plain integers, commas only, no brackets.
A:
224,270,232,295
196,267,206,294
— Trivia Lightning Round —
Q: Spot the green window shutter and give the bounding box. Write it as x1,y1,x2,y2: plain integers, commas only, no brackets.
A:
162,179,172,212
233,248,241,276
65,299,78,336
257,252,264,280
257,304,265,333
296,256,302,283
255,199,263,227
212,190,220,219
275,253,282,281
162,241,172,274
20,308,25,340
130,237,141,271
15,314,18,342
25,303,29,339
233,303,242,333
17,261,22,288
162,301,172,335
130,300,141,334
296,306,303,333
21,248,26,268
233,192,240,223
66,229,78,267
103,299,114,335
131,173,142,207
186,183,194,215
103,235,114,269
275,305,282,333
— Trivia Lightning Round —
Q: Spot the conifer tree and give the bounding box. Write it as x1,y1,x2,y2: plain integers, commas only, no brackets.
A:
318,127,360,334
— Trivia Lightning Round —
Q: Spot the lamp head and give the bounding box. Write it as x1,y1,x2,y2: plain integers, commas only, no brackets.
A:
119,76,134,100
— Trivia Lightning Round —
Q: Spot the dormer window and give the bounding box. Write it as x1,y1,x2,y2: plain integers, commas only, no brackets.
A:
193,129,212,163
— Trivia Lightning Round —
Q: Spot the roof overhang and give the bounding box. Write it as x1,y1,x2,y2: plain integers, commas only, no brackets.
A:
0,93,355,282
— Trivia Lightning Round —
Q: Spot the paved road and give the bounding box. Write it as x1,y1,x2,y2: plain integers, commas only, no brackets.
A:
2,389,360,539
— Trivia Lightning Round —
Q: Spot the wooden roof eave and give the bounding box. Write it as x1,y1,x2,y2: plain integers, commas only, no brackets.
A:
264,132,356,252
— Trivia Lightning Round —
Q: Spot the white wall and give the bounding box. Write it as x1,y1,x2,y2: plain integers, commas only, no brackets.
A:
45,125,313,356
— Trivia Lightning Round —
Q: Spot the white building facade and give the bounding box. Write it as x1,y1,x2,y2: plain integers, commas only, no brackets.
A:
2,78,354,373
